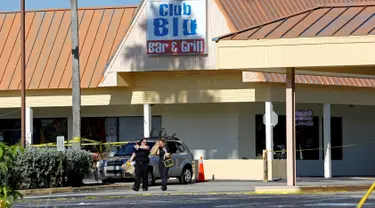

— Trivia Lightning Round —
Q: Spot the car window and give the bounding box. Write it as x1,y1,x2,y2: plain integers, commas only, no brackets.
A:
115,142,155,156
176,143,185,153
167,142,178,154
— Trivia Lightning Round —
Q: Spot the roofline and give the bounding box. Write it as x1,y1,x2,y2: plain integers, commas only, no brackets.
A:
101,0,146,82
212,2,375,42
0,5,138,14
214,0,237,32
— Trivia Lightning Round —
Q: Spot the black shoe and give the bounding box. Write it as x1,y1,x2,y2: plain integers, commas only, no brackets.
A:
142,188,148,191
132,187,139,192
161,187,167,191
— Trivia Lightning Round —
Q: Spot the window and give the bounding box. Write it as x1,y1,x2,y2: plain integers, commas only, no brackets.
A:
33,118,68,144
115,143,137,157
167,142,178,154
115,142,155,157
322,117,343,160
81,117,118,143
256,115,320,160
176,142,185,153
0,119,22,144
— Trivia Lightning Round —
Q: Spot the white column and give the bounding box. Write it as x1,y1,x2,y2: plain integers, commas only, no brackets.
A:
143,104,152,138
265,101,274,161
25,107,33,146
323,103,332,178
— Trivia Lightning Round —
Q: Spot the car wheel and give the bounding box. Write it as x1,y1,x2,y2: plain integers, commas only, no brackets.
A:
147,169,155,186
180,166,193,184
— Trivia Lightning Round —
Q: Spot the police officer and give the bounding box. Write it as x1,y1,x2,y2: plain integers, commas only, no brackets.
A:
157,138,170,191
129,138,150,192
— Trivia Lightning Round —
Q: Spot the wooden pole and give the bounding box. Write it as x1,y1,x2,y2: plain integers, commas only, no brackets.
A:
70,0,81,150
20,0,26,148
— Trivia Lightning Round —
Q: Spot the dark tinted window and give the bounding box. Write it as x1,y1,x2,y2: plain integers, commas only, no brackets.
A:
167,142,178,154
115,142,155,156
176,143,185,153
256,115,320,160
322,117,343,160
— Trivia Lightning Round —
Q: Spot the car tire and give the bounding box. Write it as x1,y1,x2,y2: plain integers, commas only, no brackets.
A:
179,166,193,184
147,169,155,187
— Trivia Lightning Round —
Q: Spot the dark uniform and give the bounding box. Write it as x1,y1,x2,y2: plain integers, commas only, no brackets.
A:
158,147,169,191
133,147,150,191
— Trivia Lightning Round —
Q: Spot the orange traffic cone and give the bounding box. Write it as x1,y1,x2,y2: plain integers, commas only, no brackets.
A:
198,156,205,182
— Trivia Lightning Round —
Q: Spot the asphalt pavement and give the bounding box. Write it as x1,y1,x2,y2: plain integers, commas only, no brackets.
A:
14,192,375,208
14,179,375,207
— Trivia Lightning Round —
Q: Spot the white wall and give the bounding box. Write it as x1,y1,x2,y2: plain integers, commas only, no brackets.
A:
2,102,375,176
160,104,239,159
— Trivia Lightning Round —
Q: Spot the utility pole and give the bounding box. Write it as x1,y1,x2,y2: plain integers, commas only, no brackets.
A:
20,0,26,148
70,0,81,150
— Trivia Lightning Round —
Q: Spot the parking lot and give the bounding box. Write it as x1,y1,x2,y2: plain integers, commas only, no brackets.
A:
16,192,375,208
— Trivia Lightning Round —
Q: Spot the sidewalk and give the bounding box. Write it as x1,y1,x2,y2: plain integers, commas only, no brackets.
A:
21,177,375,197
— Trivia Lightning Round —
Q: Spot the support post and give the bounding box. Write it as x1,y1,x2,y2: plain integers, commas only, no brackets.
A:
263,150,268,182
286,68,296,186
25,107,33,146
265,101,274,161
20,0,26,147
323,104,332,178
70,0,81,150
143,104,152,138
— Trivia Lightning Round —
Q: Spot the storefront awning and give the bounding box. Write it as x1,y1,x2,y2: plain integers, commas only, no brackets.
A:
243,71,375,88
214,2,375,74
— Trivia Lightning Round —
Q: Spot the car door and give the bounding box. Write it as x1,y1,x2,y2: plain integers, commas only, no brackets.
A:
174,142,188,175
166,141,179,176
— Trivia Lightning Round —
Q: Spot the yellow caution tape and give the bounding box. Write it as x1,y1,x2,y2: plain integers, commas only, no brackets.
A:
30,139,129,148
264,141,375,154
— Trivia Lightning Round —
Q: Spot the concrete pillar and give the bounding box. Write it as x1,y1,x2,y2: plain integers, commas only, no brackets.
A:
323,104,332,178
265,101,274,161
25,107,33,146
286,68,296,186
143,104,152,138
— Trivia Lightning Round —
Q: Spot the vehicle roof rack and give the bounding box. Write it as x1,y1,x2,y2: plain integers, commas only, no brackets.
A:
166,133,179,141
132,128,179,141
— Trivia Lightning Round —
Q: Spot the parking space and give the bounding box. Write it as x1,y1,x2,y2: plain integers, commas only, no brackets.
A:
16,192,375,208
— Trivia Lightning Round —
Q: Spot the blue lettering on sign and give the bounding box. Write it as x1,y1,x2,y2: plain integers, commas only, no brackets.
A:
159,4,168,16
173,18,179,37
183,19,197,36
174,5,182,16
154,18,169,36
183,3,191,15
158,3,191,16
153,3,197,37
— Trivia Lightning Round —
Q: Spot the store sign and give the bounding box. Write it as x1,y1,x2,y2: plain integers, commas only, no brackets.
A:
146,0,207,55
296,110,313,126
56,136,65,152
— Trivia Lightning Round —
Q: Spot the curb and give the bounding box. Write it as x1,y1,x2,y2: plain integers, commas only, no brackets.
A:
72,184,133,192
19,184,372,197
254,185,372,195
19,184,133,196
300,185,371,193
19,187,74,196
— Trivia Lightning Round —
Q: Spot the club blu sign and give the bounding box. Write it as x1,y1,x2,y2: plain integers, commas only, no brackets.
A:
146,0,207,55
